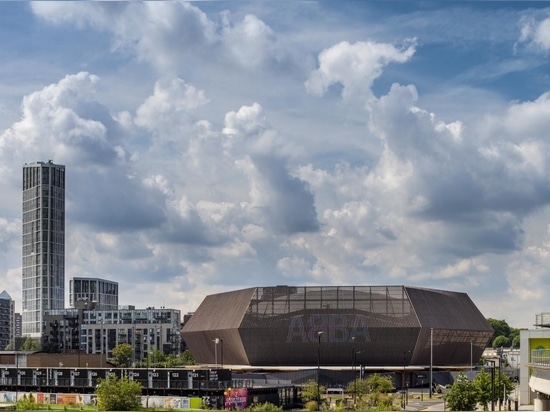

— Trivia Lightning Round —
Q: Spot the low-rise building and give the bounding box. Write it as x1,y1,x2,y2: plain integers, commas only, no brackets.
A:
43,304,181,364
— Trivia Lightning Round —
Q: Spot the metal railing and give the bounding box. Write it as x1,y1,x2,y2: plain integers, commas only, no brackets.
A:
531,349,550,366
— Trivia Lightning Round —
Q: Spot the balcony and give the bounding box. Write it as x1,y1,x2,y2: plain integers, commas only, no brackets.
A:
531,349,550,367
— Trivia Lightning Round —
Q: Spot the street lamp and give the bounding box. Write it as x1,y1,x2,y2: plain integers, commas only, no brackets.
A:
100,319,104,368
402,350,411,409
213,338,220,367
316,331,324,408
486,359,496,411
498,348,503,411
470,340,473,371
429,328,433,399
351,337,356,407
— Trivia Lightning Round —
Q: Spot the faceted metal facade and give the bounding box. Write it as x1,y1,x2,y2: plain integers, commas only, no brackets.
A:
182,285,493,367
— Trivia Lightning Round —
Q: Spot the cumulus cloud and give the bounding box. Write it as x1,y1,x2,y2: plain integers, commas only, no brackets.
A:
220,12,286,69
518,16,550,51
31,2,287,74
305,40,416,101
2,1,550,327
0,72,118,167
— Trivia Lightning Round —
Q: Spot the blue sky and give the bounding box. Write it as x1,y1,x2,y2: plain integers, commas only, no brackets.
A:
2,1,550,329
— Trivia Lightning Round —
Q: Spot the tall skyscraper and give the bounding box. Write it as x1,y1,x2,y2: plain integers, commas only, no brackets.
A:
22,161,65,337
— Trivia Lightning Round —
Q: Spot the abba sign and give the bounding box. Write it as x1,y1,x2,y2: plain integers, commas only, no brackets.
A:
286,314,370,343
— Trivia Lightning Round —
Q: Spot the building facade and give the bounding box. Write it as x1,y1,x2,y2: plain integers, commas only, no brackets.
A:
43,306,182,362
69,277,119,310
22,161,65,337
520,313,550,409
14,313,21,340
0,291,15,349
182,285,494,367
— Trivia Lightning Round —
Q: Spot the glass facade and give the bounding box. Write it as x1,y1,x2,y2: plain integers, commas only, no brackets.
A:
22,161,65,337
42,307,182,360
0,291,14,349
69,278,119,310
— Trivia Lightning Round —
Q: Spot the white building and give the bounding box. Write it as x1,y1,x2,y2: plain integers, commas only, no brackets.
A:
43,305,181,362
81,306,181,363
520,313,550,410
69,277,119,311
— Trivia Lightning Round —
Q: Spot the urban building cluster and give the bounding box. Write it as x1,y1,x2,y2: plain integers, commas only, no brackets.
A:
1,161,182,364
5,161,550,410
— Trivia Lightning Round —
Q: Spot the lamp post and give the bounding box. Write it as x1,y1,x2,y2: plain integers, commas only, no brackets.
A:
146,349,150,408
351,337,356,407
220,339,224,368
486,359,496,411
402,350,411,409
498,348,503,411
213,338,220,367
429,328,433,399
15,350,18,403
100,319,104,368
470,340,473,371
316,331,324,409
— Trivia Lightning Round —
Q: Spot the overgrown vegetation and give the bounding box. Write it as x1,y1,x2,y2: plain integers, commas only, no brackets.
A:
95,373,142,411
16,393,36,410
111,343,134,367
345,374,397,410
132,348,196,367
445,370,516,411
486,318,522,348
246,402,283,411
300,379,326,404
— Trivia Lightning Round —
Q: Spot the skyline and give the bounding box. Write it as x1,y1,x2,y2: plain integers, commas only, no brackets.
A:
2,2,550,328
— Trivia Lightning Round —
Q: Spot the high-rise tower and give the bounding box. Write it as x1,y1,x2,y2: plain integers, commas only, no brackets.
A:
22,161,65,337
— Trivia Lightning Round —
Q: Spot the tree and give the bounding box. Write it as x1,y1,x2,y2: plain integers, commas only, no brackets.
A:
487,319,511,347
41,342,61,353
511,334,520,348
445,372,479,411
474,369,492,411
180,349,196,365
492,335,510,348
148,348,166,367
496,370,514,407
95,373,142,411
20,336,40,351
112,343,134,367
345,373,395,408
300,379,326,403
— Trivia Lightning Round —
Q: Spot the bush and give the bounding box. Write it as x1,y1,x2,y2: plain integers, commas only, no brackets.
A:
247,402,283,411
95,373,142,411
305,400,319,411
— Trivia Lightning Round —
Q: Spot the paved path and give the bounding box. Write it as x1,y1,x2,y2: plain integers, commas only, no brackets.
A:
403,398,534,411
404,398,444,410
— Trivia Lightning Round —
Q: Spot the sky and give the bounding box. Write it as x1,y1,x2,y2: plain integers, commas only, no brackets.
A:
1,1,550,329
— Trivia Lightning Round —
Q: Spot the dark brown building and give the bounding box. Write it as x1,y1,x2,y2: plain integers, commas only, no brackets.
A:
182,285,493,367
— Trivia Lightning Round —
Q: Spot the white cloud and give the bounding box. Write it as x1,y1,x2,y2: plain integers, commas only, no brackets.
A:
2,2,550,328
518,17,550,51
305,40,416,101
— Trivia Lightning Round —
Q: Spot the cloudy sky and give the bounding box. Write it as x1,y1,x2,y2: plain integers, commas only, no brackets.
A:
2,1,550,328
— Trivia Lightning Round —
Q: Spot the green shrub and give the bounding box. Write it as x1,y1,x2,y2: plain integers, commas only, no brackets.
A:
305,400,318,411
247,402,282,412
95,374,142,411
